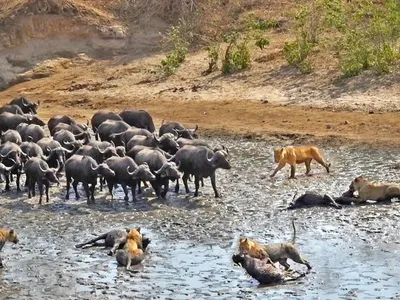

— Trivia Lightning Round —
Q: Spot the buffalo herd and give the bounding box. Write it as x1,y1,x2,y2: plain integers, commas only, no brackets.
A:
0,96,232,204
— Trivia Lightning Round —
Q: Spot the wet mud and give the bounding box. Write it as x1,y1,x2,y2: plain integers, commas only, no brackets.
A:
1,138,400,299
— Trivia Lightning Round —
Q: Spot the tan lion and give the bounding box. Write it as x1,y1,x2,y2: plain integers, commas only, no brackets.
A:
270,146,331,179
239,220,312,270
349,176,400,203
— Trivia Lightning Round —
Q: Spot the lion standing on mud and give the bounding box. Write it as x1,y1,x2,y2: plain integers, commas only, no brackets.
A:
270,146,331,179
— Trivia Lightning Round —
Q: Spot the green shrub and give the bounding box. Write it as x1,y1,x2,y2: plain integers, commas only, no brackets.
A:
203,44,221,75
221,32,251,74
283,41,314,74
160,25,189,76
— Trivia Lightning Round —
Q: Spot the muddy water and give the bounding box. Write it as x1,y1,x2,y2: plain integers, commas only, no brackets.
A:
1,138,400,299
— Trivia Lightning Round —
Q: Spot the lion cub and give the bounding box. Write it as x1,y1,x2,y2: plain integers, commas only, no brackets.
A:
349,176,400,203
0,229,19,268
115,227,144,270
270,146,330,179
239,220,311,270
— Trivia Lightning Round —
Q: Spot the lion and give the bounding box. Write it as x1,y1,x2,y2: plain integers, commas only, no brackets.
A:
270,146,331,179
115,227,144,270
348,176,400,203
0,229,19,268
239,220,312,270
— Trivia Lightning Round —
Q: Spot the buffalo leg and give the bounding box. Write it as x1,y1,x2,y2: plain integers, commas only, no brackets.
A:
323,195,342,209
131,181,137,201
27,177,32,199
174,179,180,193
45,182,50,203
83,182,91,203
194,175,200,197
201,178,205,187
38,182,44,205
151,181,162,199
182,173,190,194
305,159,312,175
66,176,71,200
210,173,220,198
9,173,13,182
122,183,129,201
107,180,114,200
72,180,80,200
137,181,142,194
4,175,10,192
161,178,169,199
31,180,36,197
16,171,21,192
89,182,96,204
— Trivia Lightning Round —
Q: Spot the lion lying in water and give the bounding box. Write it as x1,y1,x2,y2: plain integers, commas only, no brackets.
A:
348,176,400,203
270,146,331,179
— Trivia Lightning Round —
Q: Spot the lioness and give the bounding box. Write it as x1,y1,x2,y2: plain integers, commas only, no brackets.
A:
270,146,331,179
0,229,19,268
232,253,305,285
349,176,400,203
239,220,312,270
115,228,144,270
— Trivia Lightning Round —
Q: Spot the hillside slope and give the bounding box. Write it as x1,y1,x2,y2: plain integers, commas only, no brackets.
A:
0,0,399,146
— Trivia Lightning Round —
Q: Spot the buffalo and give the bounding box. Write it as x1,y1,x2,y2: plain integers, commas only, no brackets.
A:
177,137,211,149
65,155,115,204
91,111,123,140
171,145,231,197
109,127,153,147
50,122,89,137
53,129,85,153
1,130,22,145
0,104,24,115
17,123,45,143
36,138,73,170
134,148,180,199
9,96,40,114
159,121,199,139
24,157,60,204
47,115,77,133
0,142,26,191
97,120,131,143
104,156,156,201
119,109,155,133
126,133,179,155
0,112,45,133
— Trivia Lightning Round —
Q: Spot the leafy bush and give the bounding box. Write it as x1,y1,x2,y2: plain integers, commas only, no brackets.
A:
285,0,400,76
160,25,189,76
203,44,221,75
221,32,252,74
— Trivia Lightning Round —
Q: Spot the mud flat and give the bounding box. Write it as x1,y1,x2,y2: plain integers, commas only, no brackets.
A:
0,137,400,299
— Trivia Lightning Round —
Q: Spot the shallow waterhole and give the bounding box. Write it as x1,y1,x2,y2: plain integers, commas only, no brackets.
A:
1,137,400,299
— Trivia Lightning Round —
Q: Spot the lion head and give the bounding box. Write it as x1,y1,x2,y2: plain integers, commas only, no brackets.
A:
126,227,143,248
273,148,284,163
349,176,367,192
6,229,19,244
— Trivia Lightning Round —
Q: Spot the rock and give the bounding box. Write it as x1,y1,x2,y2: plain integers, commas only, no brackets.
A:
369,111,374,114
344,120,349,125
326,124,332,129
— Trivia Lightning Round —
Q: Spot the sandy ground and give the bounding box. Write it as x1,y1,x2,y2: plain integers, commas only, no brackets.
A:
0,49,399,147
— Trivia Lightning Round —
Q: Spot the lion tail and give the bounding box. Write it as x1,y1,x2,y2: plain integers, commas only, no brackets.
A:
291,219,296,245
